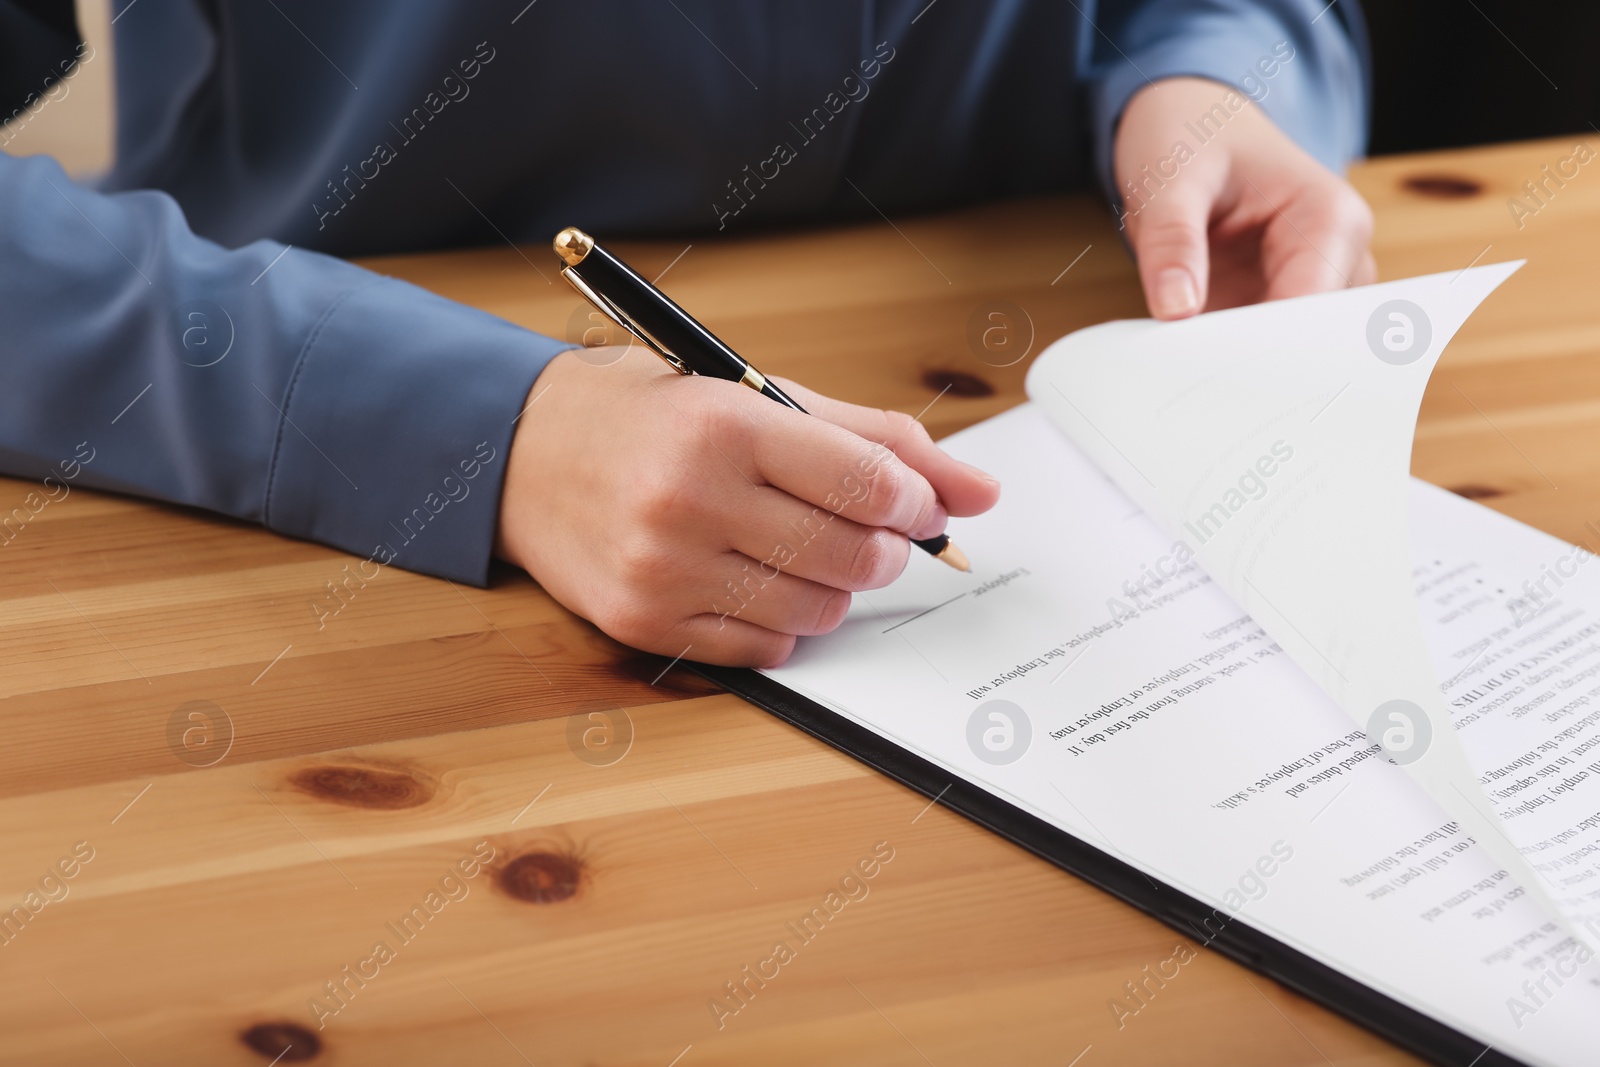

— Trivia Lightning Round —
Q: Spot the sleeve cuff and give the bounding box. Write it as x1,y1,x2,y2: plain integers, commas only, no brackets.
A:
263,276,574,587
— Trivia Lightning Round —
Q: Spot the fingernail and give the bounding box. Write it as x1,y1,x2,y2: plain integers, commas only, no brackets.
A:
960,461,1001,489
911,503,949,542
1152,268,1199,319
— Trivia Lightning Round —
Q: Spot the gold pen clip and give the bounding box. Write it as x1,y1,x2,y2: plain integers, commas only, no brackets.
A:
560,266,691,375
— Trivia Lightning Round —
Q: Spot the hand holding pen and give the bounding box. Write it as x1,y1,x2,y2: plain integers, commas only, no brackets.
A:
490,230,1002,667
552,228,976,570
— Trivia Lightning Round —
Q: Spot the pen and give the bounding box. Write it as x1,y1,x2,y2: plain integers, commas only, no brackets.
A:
553,226,971,572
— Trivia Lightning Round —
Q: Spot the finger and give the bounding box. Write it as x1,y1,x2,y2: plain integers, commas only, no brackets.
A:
1127,181,1215,320
1352,250,1379,288
670,612,798,668
1259,186,1374,302
725,486,910,592
768,381,1002,519
703,552,851,636
717,391,948,538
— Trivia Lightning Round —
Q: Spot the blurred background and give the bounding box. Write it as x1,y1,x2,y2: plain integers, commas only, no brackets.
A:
1362,2,1600,155
5,1,1596,181
2,0,110,176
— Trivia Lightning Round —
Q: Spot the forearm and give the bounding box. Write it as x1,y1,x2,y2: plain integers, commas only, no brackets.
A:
0,152,572,585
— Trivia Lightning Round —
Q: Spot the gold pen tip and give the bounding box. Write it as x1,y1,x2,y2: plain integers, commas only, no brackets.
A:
553,227,594,266
937,540,971,573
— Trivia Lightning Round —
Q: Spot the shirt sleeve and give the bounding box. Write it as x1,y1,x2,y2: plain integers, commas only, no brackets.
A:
0,150,574,586
1085,0,1371,195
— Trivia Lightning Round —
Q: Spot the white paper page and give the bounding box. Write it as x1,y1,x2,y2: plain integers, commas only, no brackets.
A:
1022,263,1581,940
1409,481,1600,940
762,405,1600,1065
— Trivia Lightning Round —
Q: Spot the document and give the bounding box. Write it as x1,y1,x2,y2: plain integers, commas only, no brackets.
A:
760,267,1600,1064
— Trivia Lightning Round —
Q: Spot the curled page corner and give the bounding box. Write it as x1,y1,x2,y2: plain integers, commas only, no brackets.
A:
1024,262,1594,945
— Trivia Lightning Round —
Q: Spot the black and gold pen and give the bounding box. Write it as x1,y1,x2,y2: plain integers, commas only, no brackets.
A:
552,227,971,572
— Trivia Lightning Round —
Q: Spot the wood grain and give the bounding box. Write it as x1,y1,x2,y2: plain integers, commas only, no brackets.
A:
6,135,1597,1065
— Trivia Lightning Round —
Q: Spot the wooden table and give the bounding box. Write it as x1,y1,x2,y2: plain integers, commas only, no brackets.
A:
3,135,1596,1066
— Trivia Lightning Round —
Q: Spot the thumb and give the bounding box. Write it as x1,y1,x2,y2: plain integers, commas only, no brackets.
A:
1127,186,1212,320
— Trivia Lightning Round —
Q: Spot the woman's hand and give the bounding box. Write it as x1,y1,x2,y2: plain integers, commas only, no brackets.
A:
1114,76,1377,319
495,347,1001,666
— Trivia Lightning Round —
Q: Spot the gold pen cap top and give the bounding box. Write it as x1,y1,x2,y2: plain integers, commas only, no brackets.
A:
553,227,594,266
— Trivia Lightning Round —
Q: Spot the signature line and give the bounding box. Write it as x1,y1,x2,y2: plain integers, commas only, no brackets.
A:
882,592,967,634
